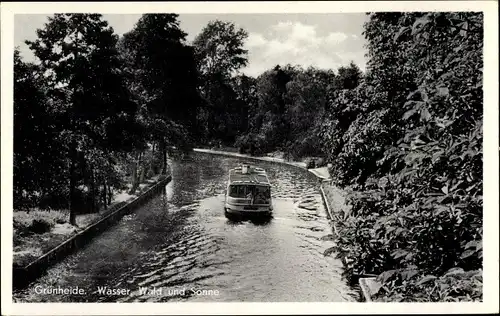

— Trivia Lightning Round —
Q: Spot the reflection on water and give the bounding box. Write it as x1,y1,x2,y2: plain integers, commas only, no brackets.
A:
13,152,357,302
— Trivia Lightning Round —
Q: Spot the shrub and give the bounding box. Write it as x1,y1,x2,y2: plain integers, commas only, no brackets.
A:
286,134,324,161
315,157,326,168
13,209,68,238
234,133,268,156
235,134,252,154
322,12,483,302
146,168,155,179
30,219,52,234
304,157,316,169
372,268,483,302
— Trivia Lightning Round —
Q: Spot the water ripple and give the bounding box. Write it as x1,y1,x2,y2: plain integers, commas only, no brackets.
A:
13,152,357,302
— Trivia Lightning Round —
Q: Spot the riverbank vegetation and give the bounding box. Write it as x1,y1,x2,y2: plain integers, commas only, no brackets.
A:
321,12,483,302
14,12,483,301
13,173,165,268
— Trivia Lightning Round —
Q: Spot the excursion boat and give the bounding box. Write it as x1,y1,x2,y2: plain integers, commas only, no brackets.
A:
224,164,273,218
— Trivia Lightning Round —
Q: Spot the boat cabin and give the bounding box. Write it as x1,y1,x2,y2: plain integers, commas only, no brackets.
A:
224,165,273,216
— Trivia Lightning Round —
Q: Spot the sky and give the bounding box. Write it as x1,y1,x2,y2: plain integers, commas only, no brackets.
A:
14,13,369,77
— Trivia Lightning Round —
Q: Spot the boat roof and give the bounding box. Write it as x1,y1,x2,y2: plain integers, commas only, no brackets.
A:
228,166,270,185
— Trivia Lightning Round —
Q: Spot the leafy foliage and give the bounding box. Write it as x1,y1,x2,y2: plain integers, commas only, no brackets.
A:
14,12,483,302
14,14,195,223
120,14,201,147
372,268,483,302
193,20,249,145
14,209,68,238
333,61,363,90
22,14,143,222
193,20,249,80
321,12,483,302
14,49,68,208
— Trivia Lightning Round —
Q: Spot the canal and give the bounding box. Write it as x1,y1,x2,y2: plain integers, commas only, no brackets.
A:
13,152,357,302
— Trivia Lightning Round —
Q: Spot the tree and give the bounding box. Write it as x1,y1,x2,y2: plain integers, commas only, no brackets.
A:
321,13,421,185
13,49,68,209
231,74,258,134
251,65,296,152
284,67,335,158
120,14,201,169
320,12,483,301
192,20,249,145
334,61,363,90
26,14,137,224
193,20,249,80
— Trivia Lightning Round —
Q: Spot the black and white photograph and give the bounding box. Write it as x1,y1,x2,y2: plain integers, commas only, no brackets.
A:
1,1,498,315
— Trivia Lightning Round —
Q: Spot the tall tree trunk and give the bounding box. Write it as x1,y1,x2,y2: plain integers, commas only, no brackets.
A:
107,184,112,206
69,40,80,227
139,167,145,184
138,151,145,183
150,141,155,176
90,168,97,213
131,160,137,193
160,138,168,175
129,151,141,194
69,141,77,226
163,148,167,174
129,166,137,194
102,178,108,210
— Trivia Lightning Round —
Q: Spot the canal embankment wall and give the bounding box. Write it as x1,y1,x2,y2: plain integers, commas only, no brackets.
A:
13,175,172,290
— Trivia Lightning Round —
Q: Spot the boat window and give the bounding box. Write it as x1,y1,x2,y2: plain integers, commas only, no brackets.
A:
228,185,246,198
253,185,271,204
228,184,271,203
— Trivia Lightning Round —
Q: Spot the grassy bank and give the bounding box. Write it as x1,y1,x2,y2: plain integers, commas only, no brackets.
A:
13,171,166,269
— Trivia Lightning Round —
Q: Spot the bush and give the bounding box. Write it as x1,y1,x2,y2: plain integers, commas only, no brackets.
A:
235,133,268,156
321,12,483,302
315,157,326,168
30,219,52,234
146,168,155,179
304,158,316,169
304,156,326,169
13,209,68,238
372,268,483,302
287,134,324,161
235,134,252,154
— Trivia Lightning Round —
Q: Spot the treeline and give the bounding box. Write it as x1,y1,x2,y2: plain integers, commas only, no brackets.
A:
193,22,363,159
14,14,202,223
14,13,363,222
234,62,362,159
15,12,483,301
